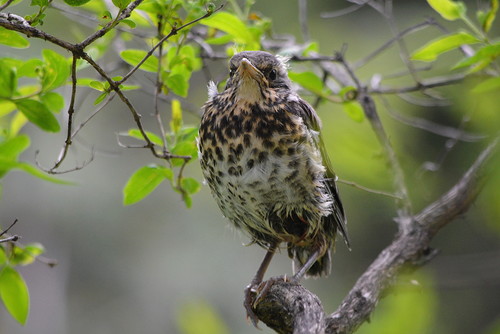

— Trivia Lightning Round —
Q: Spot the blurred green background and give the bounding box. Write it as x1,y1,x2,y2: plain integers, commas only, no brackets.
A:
1,1,500,333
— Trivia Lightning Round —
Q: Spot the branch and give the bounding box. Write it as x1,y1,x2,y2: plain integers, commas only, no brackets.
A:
0,13,79,52
1,3,219,170
116,3,224,86
76,0,145,49
0,219,20,243
253,136,499,334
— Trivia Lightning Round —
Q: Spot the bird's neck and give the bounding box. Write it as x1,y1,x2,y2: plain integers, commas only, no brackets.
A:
236,78,266,103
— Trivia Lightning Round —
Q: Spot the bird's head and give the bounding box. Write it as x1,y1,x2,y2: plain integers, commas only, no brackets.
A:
225,51,291,102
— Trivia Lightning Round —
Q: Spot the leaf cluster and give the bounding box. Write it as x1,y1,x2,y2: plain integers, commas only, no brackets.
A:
0,238,45,325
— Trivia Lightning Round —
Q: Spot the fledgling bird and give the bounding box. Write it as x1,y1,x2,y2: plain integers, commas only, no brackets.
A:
198,51,350,324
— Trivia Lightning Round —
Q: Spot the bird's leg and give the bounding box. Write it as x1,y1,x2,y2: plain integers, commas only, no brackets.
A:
291,248,321,281
244,242,278,327
253,248,322,310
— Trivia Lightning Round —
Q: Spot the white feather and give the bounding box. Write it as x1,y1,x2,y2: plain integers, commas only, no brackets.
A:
207,81,219,100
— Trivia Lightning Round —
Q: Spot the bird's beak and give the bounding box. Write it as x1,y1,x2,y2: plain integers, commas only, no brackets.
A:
238,58,267,86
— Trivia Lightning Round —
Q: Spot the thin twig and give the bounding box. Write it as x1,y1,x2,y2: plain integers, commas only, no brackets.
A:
153,15,171,158
354,19,436,69
48,55,79,173
0,0,15,11
35,149,95,174
384,0,421,84
417,106,480,175
0,235,19,243
0,219,18,238
116,3,224,86
0,219,20,243
380,96,484,142
320,0,371,18
337,178,403,200
369,73,465,94
362,93,413,220
298,0,310,43
77,0,146,49
72,93,117,138
331,52,414,219
50,1,151,38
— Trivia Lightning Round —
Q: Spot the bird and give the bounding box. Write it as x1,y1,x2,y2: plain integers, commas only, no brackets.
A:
198,51,350,325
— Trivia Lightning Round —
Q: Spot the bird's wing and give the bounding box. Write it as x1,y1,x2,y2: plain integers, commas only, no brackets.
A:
290,97,351,249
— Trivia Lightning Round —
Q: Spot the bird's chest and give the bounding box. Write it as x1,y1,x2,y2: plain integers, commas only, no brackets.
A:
199,103,324,223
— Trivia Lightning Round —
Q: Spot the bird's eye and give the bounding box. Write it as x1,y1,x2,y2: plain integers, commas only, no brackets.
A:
229,69,235,77
268,69,277,80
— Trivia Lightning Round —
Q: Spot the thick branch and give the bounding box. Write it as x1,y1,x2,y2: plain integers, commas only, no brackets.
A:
0,13,78,52
253,137,499,334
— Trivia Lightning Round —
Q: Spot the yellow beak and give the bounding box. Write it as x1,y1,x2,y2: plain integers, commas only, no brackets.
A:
238,58,267,86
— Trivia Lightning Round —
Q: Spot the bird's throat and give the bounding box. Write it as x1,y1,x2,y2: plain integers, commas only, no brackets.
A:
236,77,264,103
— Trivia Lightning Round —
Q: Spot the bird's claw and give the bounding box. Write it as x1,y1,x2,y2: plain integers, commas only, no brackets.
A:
244,282,261,328
244,275,292,328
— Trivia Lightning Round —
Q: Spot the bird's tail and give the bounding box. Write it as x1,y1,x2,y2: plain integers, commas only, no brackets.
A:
289,246,332,278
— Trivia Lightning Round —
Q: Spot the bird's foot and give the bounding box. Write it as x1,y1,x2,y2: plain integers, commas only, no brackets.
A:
244,275,297,327
244,279,265,328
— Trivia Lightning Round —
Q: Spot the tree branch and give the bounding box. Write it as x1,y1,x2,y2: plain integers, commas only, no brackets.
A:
253,136,499,334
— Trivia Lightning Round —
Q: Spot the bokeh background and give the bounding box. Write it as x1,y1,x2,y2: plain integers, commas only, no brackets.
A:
1,1,500,333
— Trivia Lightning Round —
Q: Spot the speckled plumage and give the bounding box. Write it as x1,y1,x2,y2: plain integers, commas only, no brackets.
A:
198,51,349,278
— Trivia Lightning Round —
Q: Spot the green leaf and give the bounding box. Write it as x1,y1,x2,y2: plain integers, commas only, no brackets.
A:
182,193,193,208
205,34,234,45
10,243,45,266
339,86,358,101
342,101,365,122
166,45,202,72
202,12,259,49
0,27,30,49
471,76,500,93
166,74,189,97
63,0,91,6
0,248,7,266
176,300,229,334
123,164,173,205
171,141,197,166
75,78,95,87
120,19,136,28
0,157,71,183
170,99,183,134
0,101,16,117
15,99,60,132
120,84,140,91
0,266,29,325
89,80,106,91
479,0,498,33
112,0,131,9
40,92,65,113
177,126,199,143
31,0,49,6
0,60,17,99
303,42,319,55
427,0,466,20
94,92,109,105
288,71,325,96
9,112,28,137
453,43,500,70
411,32,480,62
18,59,44,78
41,49,70,92
181,177,201,195
126,129,164,146
0,135,30,160
120,49,158,72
